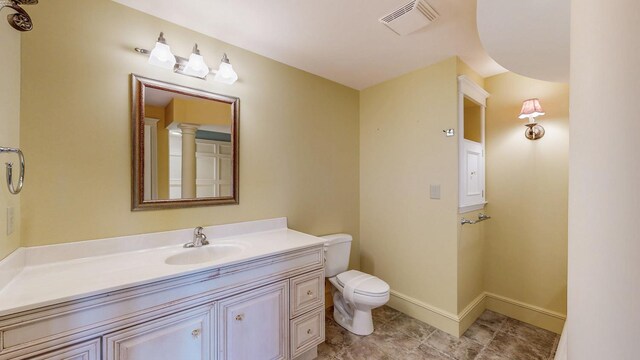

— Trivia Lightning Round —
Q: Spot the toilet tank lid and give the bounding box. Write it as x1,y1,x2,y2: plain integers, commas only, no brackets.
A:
320,233,352,245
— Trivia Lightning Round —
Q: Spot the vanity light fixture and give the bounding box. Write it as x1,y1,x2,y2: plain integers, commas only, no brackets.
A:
135,32,238,84
519,98,546,140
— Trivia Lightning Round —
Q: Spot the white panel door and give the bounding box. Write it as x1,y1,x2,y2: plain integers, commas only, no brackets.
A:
171,136,232,198
103,305,213,360
218,281,288,360
195,140,232,198
460,139,485,208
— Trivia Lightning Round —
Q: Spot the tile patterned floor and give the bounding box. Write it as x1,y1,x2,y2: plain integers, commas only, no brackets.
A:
318,306,560,360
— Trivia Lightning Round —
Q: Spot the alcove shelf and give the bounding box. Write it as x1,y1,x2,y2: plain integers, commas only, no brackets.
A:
457,75,490,213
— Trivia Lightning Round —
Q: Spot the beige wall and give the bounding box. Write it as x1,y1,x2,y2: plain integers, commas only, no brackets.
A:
457,58,485,89
0,25,21,260
457,209,486,312
20,0,360,269
484,72,569,326
569,1,640,358
360,58,459,319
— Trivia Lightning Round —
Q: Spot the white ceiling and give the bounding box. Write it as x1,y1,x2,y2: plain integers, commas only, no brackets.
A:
113,0,505,89
477,0,570,83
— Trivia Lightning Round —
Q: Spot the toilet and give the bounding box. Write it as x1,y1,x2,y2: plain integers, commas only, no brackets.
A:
322,234,390,336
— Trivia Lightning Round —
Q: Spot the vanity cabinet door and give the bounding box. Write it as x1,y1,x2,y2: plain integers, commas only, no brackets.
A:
26,339,100,360
218,281,288,360
103,304,214,360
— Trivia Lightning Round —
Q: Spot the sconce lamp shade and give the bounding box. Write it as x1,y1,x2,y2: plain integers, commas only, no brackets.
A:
184,53,210,78
518,98,545,120
213,54,238,84
148,38,176,70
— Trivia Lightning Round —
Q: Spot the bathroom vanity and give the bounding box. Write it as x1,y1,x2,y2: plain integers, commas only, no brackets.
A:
0,218,325,360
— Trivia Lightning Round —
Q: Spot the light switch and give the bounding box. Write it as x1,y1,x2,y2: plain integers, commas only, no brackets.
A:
430,185,441,199
6,207,14,236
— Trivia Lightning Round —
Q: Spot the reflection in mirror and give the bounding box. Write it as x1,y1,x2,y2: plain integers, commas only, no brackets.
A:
132,75,239,210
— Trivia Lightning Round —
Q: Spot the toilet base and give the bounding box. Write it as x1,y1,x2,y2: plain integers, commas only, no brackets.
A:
333,306,374,336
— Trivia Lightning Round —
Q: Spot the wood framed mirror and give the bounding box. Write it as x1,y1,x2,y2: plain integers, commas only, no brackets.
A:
131,75,239,210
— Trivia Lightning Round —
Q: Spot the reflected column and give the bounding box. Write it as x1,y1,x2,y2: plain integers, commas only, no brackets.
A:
178,123,199,199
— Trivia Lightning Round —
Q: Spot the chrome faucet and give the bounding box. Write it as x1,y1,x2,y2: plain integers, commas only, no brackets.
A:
184,226,210,248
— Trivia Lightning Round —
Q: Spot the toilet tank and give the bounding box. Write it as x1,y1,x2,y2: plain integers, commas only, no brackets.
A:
321,234,352,277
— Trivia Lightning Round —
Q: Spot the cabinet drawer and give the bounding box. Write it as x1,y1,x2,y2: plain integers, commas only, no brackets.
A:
26,339,100,360
290,308,325,358
103,305,213,360
290,269,324,318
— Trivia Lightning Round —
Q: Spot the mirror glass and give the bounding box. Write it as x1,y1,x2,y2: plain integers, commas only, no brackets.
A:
132,75,239,210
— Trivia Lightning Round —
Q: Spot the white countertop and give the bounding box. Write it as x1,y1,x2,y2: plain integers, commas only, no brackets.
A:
0,218,325,317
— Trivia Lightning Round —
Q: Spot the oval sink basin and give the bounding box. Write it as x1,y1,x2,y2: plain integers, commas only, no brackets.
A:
165,244,245,265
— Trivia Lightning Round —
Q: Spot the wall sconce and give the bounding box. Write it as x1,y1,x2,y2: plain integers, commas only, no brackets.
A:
518,98,545,140
135,32,238,85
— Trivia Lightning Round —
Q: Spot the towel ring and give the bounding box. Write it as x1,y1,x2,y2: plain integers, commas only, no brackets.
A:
0,147,25,194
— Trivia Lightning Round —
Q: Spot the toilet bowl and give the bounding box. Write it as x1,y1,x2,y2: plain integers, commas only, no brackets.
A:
322,234,390,336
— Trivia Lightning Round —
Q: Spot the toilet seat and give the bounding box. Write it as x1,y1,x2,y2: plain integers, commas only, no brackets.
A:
336,270,390,297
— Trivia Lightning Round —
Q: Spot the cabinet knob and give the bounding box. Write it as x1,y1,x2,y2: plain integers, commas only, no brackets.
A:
307,329,312,335
307,290,313,296
235,313,244,321
192,329,201,338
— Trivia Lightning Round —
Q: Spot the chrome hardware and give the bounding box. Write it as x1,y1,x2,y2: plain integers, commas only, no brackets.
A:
307,290,313,296
235,314,244,321
184,226,210,248
306,329,312,335
0,147,25,194
524,122,545,140
191,329,201,338
460,213,491,226
0,0,38,32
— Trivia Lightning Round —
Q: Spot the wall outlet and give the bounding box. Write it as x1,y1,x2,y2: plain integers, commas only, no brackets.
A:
6,207,14,236
430,184,441,199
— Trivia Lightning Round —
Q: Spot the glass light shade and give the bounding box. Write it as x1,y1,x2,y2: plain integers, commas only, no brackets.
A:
148,42,176,70
518,98,545,120
183,53,210,78
214,62,238,84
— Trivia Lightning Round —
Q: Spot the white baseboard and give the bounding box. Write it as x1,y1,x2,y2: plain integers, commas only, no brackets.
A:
457,292,487,334
387,289,566,337
484,292,565,334
388,290,460,336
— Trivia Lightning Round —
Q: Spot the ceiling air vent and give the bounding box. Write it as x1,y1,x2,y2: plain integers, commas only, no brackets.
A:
379,0,439,36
